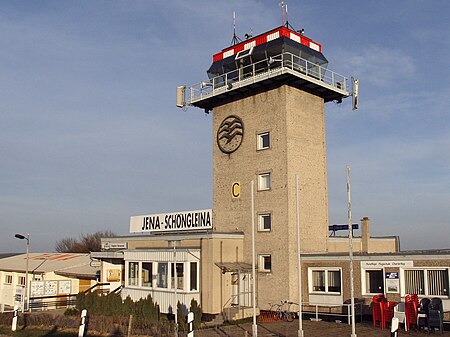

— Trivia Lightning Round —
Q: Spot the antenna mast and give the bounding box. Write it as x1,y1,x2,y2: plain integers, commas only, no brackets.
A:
280,1,285,26
230,11,241,46
285,4,289,27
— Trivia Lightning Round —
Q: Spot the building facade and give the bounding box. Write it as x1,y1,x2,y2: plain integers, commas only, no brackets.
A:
0,253,98,312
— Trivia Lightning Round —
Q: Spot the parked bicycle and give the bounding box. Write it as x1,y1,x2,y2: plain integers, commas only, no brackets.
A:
268,301,296,322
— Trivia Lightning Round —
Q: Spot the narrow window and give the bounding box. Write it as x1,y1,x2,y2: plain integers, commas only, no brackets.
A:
258,213,272,231
128,262,139,286
258,172,271,191
142,262,153,288
257,131,270,150
312,270,325,291
171,263,184,290
259,254,272,272
157,262,168,288
328,270,341,293
18,276,26,286
190,262,198,291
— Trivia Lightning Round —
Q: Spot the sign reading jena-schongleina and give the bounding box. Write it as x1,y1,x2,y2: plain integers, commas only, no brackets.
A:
130,209,212,234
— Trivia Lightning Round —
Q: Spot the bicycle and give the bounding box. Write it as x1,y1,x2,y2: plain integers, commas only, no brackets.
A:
268,301,295,322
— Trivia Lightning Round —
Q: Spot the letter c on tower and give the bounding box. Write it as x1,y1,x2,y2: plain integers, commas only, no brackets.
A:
232,182,240,199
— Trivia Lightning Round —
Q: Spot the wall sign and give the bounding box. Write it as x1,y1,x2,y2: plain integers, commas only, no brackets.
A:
386,272,400,293
361,261,413,268
107,269,122,282
217,115,244,154
102,242,128,250
130,209,213,234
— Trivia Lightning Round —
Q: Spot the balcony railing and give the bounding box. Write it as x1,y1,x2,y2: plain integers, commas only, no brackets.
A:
186,52,349,106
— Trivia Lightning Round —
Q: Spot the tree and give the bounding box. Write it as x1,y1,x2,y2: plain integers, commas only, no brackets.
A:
55,230,116,253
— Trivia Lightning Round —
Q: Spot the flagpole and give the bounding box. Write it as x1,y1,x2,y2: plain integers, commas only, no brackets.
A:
347,165,357,337
296,175,304,337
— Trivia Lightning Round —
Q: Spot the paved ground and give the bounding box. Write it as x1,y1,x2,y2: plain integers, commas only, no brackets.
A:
193,319,447,337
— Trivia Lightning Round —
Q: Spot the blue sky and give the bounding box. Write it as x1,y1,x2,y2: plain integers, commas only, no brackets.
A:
1,1,449,252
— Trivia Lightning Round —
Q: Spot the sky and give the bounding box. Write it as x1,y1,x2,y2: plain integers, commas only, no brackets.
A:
1,1,449,253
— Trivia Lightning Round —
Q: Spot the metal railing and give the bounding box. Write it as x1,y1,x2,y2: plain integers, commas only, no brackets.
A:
301,302,364,324
29,294,77,311
187,52,349,105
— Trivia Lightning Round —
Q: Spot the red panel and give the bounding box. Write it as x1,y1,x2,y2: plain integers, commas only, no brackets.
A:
213,53,223,62
234,45,244,53
212,26,323,62
255,35,266,45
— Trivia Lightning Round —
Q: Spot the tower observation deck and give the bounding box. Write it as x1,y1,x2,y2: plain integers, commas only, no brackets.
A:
177,26,350,110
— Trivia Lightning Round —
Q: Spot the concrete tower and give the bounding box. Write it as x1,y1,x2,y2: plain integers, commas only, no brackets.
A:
178,25,351,309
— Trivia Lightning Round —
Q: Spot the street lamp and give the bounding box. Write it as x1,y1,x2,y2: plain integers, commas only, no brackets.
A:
14,233,30,312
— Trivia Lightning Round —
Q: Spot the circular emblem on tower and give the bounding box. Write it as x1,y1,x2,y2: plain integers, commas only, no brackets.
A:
217,115,244,154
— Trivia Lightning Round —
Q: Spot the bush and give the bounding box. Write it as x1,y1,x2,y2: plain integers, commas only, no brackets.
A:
190,298,202,329
75,292,160,322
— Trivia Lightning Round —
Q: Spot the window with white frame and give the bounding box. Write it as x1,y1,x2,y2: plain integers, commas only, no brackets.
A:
257,131,270,150
157,262,168,288
5,274,12,284
141,262,153,288
258,213,272,231
309,268,342,294
363,269,384,294
259,254,272,272
402,268,449,297
257,172,271,191
171,263,184,290
190,262,198,291
128,262,139,286
18,276,26,286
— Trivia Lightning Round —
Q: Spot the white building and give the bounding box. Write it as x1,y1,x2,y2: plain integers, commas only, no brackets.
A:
0,253,99,312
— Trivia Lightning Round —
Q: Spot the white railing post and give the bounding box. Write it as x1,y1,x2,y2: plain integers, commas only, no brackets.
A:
78,309,87,337
11,305,19,331
187,312,194,337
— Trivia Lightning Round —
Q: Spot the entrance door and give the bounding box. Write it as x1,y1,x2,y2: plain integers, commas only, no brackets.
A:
231,272,253,307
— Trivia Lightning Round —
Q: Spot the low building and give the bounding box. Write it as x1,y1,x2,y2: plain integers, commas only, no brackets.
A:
0,253,99,312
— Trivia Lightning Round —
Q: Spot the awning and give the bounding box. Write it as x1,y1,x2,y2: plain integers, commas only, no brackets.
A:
215,262,253,273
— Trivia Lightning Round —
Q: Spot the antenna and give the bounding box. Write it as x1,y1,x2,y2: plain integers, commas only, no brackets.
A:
280,1,285,26
230,11,242,46
352,77,359,110
285,4,289,27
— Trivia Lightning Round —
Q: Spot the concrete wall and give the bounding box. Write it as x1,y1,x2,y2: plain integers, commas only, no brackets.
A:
213,85,329,308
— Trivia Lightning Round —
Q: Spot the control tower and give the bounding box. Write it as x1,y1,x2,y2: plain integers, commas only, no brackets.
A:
177,24,353,310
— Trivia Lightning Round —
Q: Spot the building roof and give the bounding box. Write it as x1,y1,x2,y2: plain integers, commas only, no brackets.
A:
0,253,20,259
0,253,98,279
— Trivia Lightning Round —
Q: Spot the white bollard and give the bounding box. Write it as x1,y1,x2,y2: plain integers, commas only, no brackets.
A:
11,305,19,331
78,309,87,337
391,316,399,337
187,312,194,337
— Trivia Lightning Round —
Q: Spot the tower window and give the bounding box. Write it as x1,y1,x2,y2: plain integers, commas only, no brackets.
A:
258,213,272,231
257,172,271,191
257,131,270,150
259,254,272,272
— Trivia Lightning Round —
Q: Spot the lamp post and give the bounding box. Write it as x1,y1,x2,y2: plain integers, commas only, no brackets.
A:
14,233,29,313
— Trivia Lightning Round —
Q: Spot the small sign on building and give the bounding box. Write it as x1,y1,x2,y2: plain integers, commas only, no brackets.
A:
385,272,400,293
